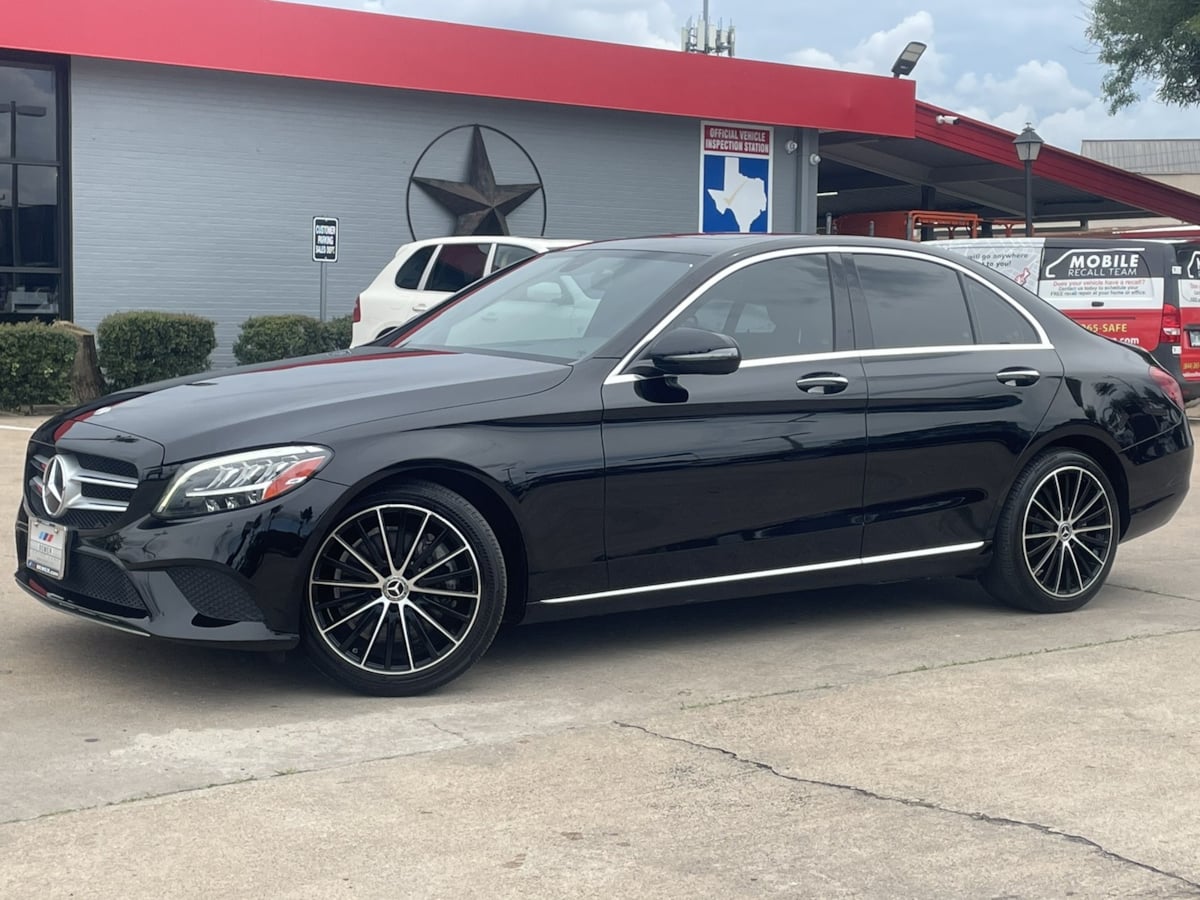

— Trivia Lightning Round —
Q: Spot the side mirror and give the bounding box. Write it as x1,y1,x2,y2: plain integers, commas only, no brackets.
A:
644,327,741,376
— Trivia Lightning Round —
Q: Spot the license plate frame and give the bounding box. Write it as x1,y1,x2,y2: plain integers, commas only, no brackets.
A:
27,516,69,580
1187,330,1200,349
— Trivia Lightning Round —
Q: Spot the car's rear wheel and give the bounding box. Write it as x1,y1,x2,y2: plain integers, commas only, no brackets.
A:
303,481,506,696
982,449,1118,613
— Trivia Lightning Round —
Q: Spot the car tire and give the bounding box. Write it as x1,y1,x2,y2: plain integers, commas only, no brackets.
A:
302,480,507,696
981,449,1118,613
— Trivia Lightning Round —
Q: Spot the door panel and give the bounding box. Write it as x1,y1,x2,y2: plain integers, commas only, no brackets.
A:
601,358,869,589
859,347,1062,557
847,250,1064,558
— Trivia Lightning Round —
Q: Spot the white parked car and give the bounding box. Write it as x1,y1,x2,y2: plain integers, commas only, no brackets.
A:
351,235,587,346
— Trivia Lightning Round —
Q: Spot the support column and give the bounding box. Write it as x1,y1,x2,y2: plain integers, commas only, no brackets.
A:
794,128,819,235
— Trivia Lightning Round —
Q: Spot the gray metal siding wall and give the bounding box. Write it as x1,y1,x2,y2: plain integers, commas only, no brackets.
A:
70,58,798,366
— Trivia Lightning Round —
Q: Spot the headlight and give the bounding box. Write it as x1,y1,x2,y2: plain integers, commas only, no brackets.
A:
156,445,332,518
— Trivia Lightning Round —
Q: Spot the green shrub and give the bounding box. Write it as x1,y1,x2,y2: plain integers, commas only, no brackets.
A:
97,311,217,392
233,314,354,365
321,314,353,352
0,321,78,412
233,314,327,366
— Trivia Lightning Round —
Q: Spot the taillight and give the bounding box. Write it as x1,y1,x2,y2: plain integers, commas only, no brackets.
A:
1161,303,1181,344
352,295,362,323
1150,365,1186,410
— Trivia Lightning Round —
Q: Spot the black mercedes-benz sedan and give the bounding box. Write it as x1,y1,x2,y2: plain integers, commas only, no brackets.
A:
15,235,1193,695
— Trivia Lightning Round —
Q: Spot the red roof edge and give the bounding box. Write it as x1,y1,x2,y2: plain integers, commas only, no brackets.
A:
4,0,916,137
915,101,1200,225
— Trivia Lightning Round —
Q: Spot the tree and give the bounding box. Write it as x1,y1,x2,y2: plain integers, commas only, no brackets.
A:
1087,0,1200,112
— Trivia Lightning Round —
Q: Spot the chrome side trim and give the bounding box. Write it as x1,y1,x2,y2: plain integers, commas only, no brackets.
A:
605,344,1055,385
541,540,986,605
603,244,1052,386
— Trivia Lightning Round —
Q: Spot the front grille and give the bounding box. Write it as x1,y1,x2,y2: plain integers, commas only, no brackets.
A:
167,566,264,622
73,453,138,480
46,553,148,614
26,450,140,532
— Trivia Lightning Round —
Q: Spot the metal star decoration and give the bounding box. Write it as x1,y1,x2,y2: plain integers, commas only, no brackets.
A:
411,125,543,236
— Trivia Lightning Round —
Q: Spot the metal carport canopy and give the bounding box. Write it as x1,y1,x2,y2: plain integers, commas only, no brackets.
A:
817,102,1200,227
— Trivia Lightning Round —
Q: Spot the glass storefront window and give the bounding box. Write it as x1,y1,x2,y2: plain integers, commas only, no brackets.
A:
0,66,56,162
17,165,57,267
0,164,11,267
0,56,65,322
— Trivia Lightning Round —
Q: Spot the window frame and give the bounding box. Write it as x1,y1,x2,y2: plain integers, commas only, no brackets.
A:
0,51,69,324
843,248,1050,354
605,246,1051,387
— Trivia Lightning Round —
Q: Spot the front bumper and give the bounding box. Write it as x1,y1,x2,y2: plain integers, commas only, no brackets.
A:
14,476,349,650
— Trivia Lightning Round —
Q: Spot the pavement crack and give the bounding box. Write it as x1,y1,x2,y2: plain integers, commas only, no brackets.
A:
424,719,471,743
614,721,1200,894
1109,582,1199,603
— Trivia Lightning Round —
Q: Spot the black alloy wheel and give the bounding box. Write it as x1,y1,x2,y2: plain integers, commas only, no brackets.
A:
982,449,1117,613
303,481,507,695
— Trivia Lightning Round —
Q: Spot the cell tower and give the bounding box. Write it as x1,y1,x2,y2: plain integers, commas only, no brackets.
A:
681,1,735,57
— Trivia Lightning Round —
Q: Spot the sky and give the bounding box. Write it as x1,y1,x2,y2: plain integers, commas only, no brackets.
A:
293,0,1196,153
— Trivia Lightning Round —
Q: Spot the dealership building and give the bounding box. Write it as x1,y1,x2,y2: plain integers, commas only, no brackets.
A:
6,0,1200,364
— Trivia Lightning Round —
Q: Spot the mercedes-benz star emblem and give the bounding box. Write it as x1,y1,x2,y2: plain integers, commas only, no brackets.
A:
42,455,71,519
406,124,546,240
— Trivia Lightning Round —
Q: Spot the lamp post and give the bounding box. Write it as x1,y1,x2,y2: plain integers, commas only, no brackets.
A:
1013,123,1044,237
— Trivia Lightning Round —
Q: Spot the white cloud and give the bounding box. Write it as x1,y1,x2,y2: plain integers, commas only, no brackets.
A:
788,11,948,86
787,10,1192,153
293,0,679,49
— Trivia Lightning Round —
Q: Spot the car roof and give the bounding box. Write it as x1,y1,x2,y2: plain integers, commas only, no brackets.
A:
572,233,954,258
398,235,588,252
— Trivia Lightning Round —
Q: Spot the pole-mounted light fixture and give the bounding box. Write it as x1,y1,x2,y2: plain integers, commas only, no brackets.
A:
891,41,927,78
1013,123,1044,236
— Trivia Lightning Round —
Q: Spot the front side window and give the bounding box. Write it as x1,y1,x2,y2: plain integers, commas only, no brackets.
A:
0,56,66,322
392,248,699,362
677,254,835,360
491,244,537,273
854,254,973,349
425,243,490,293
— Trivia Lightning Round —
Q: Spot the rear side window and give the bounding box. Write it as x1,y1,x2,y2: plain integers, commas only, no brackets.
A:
963,278,1039,344
426,243,490,293
854,254,973,348
394,245,436,290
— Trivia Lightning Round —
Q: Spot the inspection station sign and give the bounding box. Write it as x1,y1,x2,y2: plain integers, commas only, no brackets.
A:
700,121,773,234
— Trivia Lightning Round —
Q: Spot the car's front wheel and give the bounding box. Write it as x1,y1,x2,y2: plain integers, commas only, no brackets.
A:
303,481,507,695
982,449,1118,613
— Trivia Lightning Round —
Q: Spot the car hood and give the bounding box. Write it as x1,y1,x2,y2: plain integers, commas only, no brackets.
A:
59,348,571,465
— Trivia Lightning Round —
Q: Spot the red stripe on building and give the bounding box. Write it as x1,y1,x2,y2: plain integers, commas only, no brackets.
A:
4,0,917,137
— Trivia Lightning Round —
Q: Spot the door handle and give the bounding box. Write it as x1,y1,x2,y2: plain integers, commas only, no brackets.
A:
997,367,1041,387
412,302,431,313
796,373,850,395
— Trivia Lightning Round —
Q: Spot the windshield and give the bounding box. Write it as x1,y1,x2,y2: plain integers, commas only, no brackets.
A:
387,248,701,362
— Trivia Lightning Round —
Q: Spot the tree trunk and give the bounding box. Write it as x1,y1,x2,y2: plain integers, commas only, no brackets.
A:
54,321,107,404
